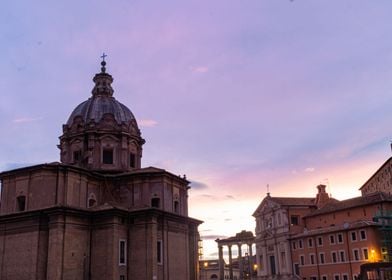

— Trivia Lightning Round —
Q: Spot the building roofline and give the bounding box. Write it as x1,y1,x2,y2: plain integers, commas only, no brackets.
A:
304,192,392,217
0,163,189,185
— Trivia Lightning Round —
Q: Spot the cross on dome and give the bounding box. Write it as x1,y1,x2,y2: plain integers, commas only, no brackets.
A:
100,52,107,73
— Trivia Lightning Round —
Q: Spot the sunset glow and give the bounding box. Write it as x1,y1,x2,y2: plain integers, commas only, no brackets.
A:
1,1,392,259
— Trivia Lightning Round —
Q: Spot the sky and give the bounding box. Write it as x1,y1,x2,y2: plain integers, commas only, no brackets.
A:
1,1,392,259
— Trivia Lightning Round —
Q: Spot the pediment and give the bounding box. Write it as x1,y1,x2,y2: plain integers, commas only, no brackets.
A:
253,197,281,217
99,134,119,142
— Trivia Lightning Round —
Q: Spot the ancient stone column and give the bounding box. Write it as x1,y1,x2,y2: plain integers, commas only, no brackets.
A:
238,243,243,280
219,245,224,280
249,244,254,279
228,245,233,280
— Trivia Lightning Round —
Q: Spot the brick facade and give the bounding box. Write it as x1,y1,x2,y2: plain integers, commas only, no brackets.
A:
0,60,201,280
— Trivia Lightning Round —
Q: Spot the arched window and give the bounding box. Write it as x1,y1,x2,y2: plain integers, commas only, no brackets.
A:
88,198,97,207
73,150,82,163
174,201,179,213
151,197,160,208
87,193,97,208
129,153,136,168
17,195,26,211
211,274,218,279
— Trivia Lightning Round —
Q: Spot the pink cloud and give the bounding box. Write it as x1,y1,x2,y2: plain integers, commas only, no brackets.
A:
304,167,315,172
12,117,43,123
191,66,209,73
139,119,158,127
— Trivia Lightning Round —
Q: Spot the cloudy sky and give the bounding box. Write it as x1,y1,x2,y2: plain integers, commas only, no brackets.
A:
2,1,392,258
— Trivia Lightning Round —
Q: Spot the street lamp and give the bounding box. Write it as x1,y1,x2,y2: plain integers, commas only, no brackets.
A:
370,249,376,262
203,261,208,280
253,263,258,277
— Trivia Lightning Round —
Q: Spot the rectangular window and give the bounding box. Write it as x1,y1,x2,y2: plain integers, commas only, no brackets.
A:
310,254,315,265
335,275,340,280
351,232,357,242
119,240,127,265
318,237,323,246
340,251,345,262
330,235,335,244
311,277,317,280
270,255,276,275
363,248,369,260
17,196,26,211
332,252,337,263
129,153,136,168
299,240,303,249
157,240,163,264
308,238,313,248
73,150,82,162
120,276,125,280
294,263,300,276
338,233,343,244
291,215,299,225
319,252,325,264
151,197,160,208
322,276,327,280
343,274,348,280
353,249,360,261
300,255,305,266
293,241,297,250
103,149,114,164
360,230,367,240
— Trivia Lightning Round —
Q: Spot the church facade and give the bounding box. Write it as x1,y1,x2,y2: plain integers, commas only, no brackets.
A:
0,60,201,280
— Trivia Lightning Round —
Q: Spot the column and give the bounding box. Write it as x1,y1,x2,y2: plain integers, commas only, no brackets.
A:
228,245,233,280
218,245,224,280
249,244,253,279
238,243,243,280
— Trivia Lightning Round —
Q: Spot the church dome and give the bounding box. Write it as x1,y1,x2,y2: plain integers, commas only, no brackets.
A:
66,96,136,126
66,60,137,127
59,57,145,172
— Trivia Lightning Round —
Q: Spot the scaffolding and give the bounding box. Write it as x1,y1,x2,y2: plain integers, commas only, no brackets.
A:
373,210,392,262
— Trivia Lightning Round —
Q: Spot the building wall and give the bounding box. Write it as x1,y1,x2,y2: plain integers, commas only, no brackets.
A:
0,215,43,279
291,226,383,280
0,166,100,214
0,165,200,280
304,205,380,229
290,196,392,280
361,159,392,196
0,207,199,280
0,165,189,217
46,212,90,280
